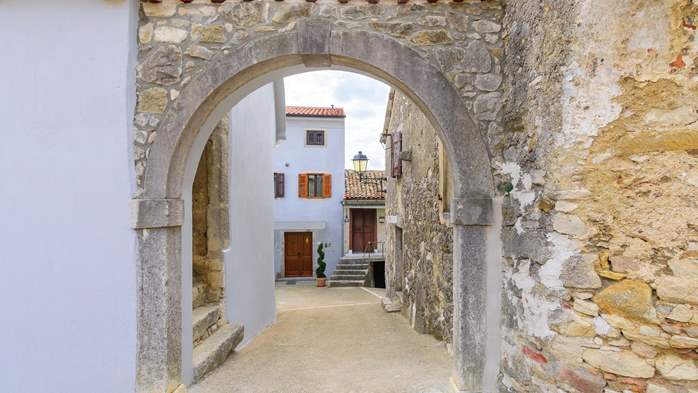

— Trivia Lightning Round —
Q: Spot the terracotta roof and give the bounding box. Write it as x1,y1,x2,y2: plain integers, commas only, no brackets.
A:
286,106,346,118
344,170,386,200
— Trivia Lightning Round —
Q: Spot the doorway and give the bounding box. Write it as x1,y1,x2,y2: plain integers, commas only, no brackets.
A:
351,209,377,253
284,232,313,277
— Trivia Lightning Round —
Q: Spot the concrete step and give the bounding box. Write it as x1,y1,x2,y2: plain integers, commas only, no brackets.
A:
331,271,367,277
193,304,222,346
193,323,244,383
328,280,366,287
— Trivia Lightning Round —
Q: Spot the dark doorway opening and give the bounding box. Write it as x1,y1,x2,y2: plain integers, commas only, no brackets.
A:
372,261,386,288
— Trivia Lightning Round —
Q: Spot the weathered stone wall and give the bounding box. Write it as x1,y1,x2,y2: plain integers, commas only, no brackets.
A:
384,89,454,344
134,0,504,196
499,1,698,391
134,1,508,390
192,119,230,306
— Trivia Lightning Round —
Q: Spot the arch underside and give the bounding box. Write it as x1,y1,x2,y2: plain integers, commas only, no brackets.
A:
133,18,498,393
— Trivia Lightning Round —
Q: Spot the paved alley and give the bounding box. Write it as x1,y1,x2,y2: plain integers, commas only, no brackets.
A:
190,284,452,393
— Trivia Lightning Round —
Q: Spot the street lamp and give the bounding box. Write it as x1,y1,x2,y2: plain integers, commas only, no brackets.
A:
352,151,369,173
351,151,386,192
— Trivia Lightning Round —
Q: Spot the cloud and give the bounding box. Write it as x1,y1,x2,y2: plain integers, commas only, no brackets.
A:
284,70,390,169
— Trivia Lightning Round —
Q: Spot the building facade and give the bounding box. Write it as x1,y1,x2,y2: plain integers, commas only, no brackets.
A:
273,106,346,279
382,89,455,342
342,169,387,256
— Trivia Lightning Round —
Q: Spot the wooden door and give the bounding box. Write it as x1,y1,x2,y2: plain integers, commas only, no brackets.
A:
284,232,313,277
351,209,377,253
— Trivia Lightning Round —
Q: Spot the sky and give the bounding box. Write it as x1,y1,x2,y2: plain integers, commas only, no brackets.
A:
284,71,390,170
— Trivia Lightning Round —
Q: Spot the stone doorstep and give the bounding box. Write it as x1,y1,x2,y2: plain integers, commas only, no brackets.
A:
192,304,221,345
192,323,244,384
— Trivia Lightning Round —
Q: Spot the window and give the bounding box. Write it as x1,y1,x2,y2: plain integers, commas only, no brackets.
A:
306,130,325,146
298,173,332,199
274,173,284,198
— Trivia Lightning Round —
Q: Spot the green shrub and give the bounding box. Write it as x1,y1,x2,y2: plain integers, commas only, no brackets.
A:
316,243,326,278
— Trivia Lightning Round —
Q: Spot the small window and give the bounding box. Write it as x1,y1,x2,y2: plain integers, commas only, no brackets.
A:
274,173,284,198
306,130,325,146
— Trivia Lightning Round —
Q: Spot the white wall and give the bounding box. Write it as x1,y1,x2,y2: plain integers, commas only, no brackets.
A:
0,1,137,392
273,116,346,277
226,84,277,347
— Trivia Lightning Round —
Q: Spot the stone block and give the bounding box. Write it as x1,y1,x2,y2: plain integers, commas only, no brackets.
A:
657,275,698,305
142,0,178,17
138,45,182,85
561,254,602,289
137,87,169,114
558,365,606,393
409,30,453,45
139,23,154,44
656,354,698,381
582,349,655,378
592,280,658,323
473,92,502,121
153,26,188,44
462,40,492,73
192,24,225,43
220,2,266,28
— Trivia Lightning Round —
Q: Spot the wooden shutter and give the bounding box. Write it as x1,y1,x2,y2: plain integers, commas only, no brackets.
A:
392,132,402,178
322,174,332,198
298,174,308,198
274,173,284,198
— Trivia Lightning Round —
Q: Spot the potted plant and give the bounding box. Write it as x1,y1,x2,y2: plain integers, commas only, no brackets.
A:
316,242,327,287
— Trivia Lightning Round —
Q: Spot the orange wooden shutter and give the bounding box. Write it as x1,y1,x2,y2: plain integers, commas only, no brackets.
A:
298,174,308,198
322,174,332,198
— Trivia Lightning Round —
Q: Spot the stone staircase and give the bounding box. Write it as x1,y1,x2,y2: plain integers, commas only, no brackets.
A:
328,258,371,287
191,295,244,383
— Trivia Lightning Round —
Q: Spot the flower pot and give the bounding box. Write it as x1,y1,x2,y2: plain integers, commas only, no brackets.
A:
317,277,327,287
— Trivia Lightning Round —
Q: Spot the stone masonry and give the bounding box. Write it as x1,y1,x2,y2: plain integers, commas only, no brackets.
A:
497,1,698,392
133,1,504,391
383,89,455,344
192,118,230,306
133,0,503,196
132,0,698,392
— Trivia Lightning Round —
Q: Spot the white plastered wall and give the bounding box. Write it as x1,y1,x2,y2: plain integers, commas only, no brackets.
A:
225,83,278,347
0,1,137,392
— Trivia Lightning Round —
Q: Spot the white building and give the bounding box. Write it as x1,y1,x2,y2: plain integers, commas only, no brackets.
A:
273,106,346,279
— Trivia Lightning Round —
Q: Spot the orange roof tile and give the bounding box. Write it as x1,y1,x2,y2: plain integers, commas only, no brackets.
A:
344,170,385,200
286,106,346,118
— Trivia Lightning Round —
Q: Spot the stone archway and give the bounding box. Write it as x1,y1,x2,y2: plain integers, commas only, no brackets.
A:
131,3,501,392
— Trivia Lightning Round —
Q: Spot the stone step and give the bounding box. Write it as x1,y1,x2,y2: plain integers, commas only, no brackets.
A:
193,323,244,383
328,280,366,287
193,304,222,346
331,274,367,280
339,259,375,265
335,264,369,270
332,268,368,273
192,279,207,309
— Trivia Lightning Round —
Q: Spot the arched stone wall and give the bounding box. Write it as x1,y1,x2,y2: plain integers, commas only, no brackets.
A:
131,2,503,392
